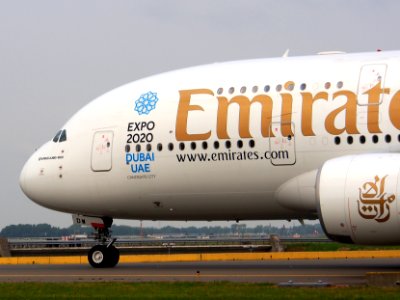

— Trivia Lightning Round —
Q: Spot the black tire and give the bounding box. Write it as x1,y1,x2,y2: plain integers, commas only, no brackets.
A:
88,245,108,268
106,245,120,268
88,245,120,268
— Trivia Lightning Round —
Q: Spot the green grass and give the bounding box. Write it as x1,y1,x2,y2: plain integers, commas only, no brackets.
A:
0,282,399,300
284,242,400,252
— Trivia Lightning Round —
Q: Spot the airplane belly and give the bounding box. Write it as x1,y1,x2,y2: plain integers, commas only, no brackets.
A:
73,190,313,220
70,154,314,220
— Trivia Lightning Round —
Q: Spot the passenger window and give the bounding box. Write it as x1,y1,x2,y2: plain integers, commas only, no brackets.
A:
347,136,353,144
285,81,295,91
59,130,67,142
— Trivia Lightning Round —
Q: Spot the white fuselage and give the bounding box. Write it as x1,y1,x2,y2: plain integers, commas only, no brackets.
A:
19,51,400,222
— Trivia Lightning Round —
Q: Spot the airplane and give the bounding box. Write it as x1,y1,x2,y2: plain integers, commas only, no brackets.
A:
19,50,400,268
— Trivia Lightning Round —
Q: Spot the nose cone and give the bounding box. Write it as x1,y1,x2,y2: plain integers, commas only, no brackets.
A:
19,143,72,213
19,153,37,203
19,147,52,209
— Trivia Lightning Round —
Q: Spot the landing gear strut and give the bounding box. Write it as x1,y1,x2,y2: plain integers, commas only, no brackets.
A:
87,217,120,268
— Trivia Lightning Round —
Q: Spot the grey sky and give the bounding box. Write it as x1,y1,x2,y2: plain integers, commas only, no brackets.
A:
1,0,399,230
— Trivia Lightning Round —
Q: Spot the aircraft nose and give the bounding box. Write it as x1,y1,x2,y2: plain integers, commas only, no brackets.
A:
19,143,67,211
19,150,48,207
19,154,36,201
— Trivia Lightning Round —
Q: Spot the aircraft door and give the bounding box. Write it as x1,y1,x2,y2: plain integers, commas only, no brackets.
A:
269,122,296,166
357,64,387,127
91,131,114,172
357,64,387,105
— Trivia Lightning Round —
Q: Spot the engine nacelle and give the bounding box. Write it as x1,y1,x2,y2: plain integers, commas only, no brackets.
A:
317,153,400,245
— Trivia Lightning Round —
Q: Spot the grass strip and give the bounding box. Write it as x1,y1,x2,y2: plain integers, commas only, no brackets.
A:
0,282,399,300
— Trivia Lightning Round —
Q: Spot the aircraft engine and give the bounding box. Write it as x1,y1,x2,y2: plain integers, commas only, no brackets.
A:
317,153,400,245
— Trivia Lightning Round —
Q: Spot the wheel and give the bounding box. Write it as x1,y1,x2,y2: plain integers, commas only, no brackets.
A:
106,245,120,268
88,245,120,268
88,245,108,268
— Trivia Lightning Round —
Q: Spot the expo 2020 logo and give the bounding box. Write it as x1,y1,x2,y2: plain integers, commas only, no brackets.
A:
134,91,159,115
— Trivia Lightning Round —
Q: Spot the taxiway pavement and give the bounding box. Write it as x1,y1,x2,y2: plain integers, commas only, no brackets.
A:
0,258,398,285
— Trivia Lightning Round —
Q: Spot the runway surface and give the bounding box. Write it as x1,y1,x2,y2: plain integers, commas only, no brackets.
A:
0,258,399,285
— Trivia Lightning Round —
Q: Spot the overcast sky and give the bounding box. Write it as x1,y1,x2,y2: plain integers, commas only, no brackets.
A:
1,0,400,230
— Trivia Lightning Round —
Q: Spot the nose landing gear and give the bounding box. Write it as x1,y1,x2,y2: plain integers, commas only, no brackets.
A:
73,214,120,268
88,217,119,268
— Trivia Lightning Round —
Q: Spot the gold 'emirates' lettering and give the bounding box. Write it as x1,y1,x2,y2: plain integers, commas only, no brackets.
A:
300,91,328,136
175,83,391,141
389,90,400,129
365,83,390,133
217,95,273,139
176,89,212,140
325,90,359,135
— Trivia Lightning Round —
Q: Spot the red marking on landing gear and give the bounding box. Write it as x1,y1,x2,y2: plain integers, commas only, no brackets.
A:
91,223,105,229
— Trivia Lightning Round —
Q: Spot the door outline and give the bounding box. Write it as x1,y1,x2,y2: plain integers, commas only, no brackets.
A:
268,122,296,166
91,131,114,172
357,64,387,106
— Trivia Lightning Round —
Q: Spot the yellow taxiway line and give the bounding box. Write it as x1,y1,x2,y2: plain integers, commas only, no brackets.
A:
0,250,400,265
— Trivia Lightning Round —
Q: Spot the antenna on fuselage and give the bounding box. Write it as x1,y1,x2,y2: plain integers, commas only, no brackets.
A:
282,49,290,58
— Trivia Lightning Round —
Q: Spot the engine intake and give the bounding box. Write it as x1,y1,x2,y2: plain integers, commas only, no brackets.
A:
317,153,400,245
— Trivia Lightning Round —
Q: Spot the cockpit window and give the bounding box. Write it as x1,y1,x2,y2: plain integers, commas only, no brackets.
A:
59,130,67,142
53,130,62,143
52,129,67,143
